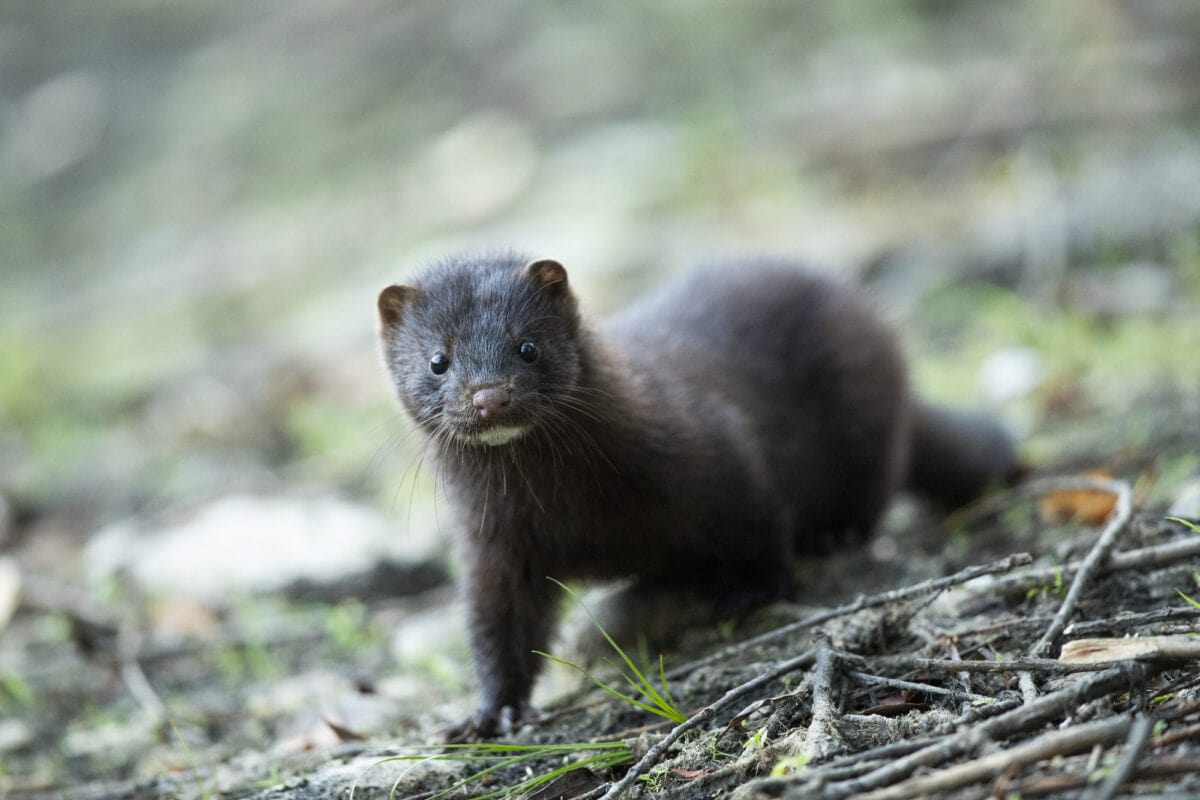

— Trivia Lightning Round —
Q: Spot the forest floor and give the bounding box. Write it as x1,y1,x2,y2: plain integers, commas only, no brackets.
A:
6,3,1200,798
5,395,1200,800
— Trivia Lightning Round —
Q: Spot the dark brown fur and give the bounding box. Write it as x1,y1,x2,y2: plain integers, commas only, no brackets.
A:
377,253,1017,739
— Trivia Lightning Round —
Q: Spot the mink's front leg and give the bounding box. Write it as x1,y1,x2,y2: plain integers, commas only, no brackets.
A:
442,541,557,742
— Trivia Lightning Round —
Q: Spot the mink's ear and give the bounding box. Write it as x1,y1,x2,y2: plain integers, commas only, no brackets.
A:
377,284,416,330
520,258,570,297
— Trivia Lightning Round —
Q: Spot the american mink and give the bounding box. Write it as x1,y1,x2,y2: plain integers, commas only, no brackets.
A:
376,252,1017,740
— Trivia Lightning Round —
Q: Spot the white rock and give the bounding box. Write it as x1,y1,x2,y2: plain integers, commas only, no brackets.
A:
1168,479,1200,521
0,718,32,753
0,558,18,631
977,347,1044,405
85,494,443,604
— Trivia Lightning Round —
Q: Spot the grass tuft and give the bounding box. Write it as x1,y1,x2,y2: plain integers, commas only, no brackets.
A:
536,578,687,724
350,741,633,800
1167,516,1200,534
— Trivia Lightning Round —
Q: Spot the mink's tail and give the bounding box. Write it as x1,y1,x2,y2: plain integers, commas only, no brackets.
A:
905,399,1023,509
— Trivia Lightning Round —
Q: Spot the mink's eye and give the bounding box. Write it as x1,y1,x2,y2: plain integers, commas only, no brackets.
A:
429,353,450,375
518,341,539,363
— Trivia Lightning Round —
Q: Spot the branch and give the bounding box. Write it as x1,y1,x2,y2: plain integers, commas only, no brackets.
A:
667,553,1032,679
822,662,1154,798
1081,714,1154,800
599,649,815,800
846,670,992,703
1019,476,1132,703
804,637,840,762
1026,476,1134,659
852,714,1133,800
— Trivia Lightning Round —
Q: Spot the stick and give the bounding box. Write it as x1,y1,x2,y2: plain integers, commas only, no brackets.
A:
804,638,840,762
846,671,992,703
1081,713,1155,800
599,649,815,800
852,714,1133,800
856,654,1111,674
1019,477,1132,703
1027,476,1134,659
667,553,1032,679
986,518,1200,598
822,662,1153,798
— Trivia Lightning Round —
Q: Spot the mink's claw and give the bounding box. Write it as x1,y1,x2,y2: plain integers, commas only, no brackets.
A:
439,703,539,743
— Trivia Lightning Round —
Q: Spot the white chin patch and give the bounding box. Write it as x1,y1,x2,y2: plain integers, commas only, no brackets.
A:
475,425,530,447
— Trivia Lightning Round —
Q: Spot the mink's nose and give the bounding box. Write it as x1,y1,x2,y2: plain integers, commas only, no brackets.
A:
472,387,512,418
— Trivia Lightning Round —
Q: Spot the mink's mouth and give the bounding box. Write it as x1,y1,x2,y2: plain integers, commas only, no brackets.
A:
439,413,533,447
471,424,532,446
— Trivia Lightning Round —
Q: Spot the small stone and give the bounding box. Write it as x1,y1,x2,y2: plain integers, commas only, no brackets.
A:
0,718,32,753
0,557,19,631
978,347,1044,405
85,494,444,605
1168,479,1200,521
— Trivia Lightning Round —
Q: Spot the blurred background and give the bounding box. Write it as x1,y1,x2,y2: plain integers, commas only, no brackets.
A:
2,0,1200,793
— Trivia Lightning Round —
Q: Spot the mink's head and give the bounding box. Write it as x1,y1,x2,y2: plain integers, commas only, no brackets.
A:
377,253,585,449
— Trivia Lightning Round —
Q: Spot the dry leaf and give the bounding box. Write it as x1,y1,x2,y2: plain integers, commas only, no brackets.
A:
1038,469,1118,525
1059,636,1200,664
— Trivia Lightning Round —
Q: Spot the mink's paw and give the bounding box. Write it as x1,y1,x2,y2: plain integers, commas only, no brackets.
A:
439,703,539,743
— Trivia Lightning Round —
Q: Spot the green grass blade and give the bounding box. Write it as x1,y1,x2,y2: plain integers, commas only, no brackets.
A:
659,655,676,708
545,578,686,723
1177,589,1200,611
535,651,673,718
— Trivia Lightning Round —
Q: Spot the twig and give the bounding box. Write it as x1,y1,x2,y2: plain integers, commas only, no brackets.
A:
1081,714,1155,800
1013,753,1200,796
1151,719,1200,746
987,520,1200,598
787,695,1025,791
118,622,167,725
667,553,1032,679
822,662,1153,798
855,653,1111,674
22,572,166,724
953,607,1200,641
847,671,992,703
1019,477,1132,703
1027,476,1134,659
599,649,815,800
852,714,1133,800
804,637,840,762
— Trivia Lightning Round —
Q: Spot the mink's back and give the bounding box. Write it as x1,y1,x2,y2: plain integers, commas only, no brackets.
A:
601,264,909,549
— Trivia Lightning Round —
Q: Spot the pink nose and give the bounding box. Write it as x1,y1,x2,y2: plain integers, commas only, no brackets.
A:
472,387,511,418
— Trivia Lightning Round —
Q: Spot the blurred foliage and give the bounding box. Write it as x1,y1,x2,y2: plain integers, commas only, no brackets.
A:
2,0,1200,521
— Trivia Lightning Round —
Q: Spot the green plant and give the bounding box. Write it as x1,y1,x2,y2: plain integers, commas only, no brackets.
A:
1025,566,1066,602
325,598,382,653
1176,589,1200,611
254,765,283,789
535,578,687,724
170,720,218,800
1167,516,1200,534
0,671,32,710
640,764,670,792
351,741,633,800
770,753,809,777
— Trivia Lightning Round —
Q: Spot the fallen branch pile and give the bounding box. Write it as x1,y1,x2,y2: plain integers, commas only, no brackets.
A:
583,476,1200,799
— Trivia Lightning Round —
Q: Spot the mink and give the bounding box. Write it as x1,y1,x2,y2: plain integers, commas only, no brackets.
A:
376,252,1018,740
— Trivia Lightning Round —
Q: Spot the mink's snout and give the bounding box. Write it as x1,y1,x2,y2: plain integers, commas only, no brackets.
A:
471,386,512,419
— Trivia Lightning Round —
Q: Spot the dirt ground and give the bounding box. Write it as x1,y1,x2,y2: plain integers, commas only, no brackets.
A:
4,3,1200,799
